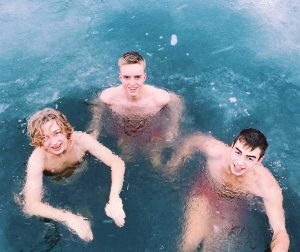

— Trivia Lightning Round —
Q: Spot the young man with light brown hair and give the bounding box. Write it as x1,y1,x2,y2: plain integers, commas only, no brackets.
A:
22,108,126,241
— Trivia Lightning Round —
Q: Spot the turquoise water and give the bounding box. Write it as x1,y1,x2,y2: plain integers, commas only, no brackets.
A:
1,0,300,251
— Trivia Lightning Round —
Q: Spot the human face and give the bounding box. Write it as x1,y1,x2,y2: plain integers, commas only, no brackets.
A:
230,139,263,176
119,63,146,98
41,120,68,155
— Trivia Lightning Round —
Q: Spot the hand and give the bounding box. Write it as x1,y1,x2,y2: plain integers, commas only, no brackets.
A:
105,197,126,227
64,213,93,242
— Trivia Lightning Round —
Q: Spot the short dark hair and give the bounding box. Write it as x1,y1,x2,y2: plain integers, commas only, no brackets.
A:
233,128,268,158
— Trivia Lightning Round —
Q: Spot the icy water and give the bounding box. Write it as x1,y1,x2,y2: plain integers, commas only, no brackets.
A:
0,0,299,251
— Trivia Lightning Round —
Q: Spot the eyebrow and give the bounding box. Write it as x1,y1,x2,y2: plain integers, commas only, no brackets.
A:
235,147,257,159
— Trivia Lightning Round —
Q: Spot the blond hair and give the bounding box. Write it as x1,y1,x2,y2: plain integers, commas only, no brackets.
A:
118,51,146,69
27,108,73,147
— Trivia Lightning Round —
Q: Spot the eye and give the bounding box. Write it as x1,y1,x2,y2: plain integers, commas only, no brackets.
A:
247,157,255,162
134,75,142,80
234,150,241,155
123,76,130,80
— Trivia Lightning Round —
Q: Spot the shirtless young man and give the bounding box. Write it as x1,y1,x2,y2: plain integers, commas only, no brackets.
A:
22,108,126,242
168,128,289,252
89,51,183,165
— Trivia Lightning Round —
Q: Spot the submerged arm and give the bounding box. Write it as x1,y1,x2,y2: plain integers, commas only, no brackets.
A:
87,96,105,139
263,182,289,251
165,92,184,142
22,150,93,241
81,133,126,227
167,133,224,173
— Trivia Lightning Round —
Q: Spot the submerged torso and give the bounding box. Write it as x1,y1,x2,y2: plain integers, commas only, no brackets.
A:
102,104,170,144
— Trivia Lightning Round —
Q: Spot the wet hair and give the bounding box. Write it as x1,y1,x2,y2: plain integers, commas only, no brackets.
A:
27,108,73,147
232,128,268,159
118,51,146,69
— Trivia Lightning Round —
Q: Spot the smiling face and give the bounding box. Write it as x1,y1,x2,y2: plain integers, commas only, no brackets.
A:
230,139,263,176
119,63,146,98
41,120,69,155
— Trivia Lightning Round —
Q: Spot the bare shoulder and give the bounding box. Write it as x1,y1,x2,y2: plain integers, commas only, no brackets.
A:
27,148,46,173
72,131,93,148
255,165,282,199
147,85,170,106
99,86,121,105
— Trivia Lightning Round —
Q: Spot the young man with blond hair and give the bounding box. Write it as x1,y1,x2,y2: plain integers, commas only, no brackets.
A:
168,128,289,252
89,51,183,165
22,108,126,241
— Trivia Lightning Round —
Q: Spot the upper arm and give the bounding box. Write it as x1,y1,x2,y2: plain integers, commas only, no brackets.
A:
79,132,122,167
262,179,287,233
23,150,44,204
100,87,116,105
153,88,170,107
184,134,225,158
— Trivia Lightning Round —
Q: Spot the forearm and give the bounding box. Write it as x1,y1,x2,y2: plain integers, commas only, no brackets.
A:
23,201,74,223
108,158,125,201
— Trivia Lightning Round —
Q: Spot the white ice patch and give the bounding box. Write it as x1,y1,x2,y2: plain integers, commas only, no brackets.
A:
229,96,237,103
170,34,178,46
177,4,188,10
0,104,10,113
211,45,234,55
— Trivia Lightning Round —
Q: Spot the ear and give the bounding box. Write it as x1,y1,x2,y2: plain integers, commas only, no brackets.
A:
119,72,122,82
144,72,147,81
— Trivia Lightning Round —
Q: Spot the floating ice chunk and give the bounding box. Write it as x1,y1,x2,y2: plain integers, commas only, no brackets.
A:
103,219,113,224
145,32,149,36
229,97,237,103
130,16,135,19
108,28,114,32
244,109,250,115
186,53,189,56
170,34,178,46
159,36,163,39
158,47,164,51
146,52,153,57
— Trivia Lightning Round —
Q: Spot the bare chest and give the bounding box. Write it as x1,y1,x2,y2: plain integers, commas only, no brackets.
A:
44,146,86,174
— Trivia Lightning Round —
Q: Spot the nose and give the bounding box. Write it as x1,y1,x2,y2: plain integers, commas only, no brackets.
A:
129,78,136,86
50,135,59,146
236,156,245,166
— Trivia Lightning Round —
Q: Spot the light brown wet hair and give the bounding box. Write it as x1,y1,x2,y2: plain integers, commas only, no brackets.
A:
27,108,73,147
118,51,146,69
